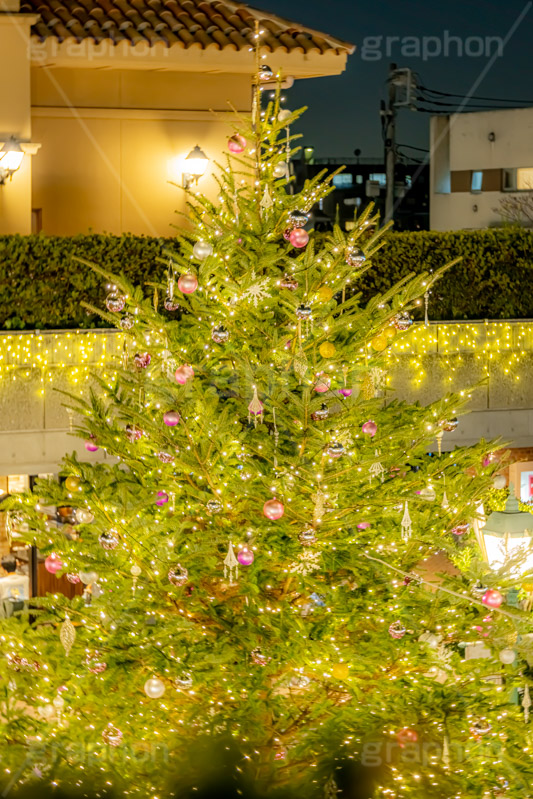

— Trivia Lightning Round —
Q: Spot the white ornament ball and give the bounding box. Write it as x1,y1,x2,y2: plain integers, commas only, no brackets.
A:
499,648,516,665
493,474,507,490
131,564,141,578
79,571,98,585
192,241,213,260
278,109,292,123
273,162,288,179
144,677,166,698
419,632,440,649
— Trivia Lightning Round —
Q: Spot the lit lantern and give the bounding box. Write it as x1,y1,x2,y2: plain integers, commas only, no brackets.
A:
481,487,533,573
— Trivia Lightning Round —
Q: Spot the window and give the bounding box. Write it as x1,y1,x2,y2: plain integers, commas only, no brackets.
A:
355,174,363,184
332,173,353,188
517,167,533,190
369,172,386,187
471,171,483,192
503,167,533,191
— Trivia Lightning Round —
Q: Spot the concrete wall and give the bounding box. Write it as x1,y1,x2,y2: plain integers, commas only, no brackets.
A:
2,323,533,475
430,107,533,231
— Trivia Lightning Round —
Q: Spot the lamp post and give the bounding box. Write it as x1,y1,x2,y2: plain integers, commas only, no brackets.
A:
481,485,533,573
0,137,24,184
183,145,208,189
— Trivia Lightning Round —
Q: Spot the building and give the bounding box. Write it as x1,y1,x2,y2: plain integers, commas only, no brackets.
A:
294,154,429,230
430,107,533,231
0,0,353,237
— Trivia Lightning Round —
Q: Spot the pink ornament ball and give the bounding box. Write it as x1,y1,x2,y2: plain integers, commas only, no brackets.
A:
313,375,331,393
482,588,503,609
163,411,181,426
362,420,377,437
452,523,470,537
134,352,151,369
156,491,169,506
177,273,198,294
338,388,352,397
237,547,254,566
357,522,371,530
228,134,247,153
263,498,285,520
289,228,309,248
66,572,81,584
84,440,99,452
45,553,63,575
175,364,194,385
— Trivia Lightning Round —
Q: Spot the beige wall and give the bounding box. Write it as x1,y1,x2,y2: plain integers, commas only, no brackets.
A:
30,69,252,236
0,15,35,234
430,108,533,231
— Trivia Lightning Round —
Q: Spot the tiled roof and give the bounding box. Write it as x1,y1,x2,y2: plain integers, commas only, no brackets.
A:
20,0,355,54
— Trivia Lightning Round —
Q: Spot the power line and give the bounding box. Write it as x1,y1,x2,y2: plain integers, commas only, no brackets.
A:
419,84,533,106
396,143,430,153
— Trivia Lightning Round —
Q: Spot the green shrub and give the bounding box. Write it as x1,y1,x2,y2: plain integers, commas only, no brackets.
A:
0,234,177,330
1,228,532,329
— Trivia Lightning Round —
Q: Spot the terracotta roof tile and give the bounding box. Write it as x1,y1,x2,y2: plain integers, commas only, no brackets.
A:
20,0,355,53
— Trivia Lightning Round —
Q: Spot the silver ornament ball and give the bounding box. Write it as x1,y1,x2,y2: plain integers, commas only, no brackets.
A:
192,241,213,260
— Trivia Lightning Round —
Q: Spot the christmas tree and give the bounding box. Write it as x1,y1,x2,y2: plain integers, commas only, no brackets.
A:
2,70,533,799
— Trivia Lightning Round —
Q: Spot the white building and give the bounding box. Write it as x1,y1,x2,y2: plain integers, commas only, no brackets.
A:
430,107,533,231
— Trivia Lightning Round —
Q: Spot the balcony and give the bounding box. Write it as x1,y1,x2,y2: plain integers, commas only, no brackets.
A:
0,321,532,474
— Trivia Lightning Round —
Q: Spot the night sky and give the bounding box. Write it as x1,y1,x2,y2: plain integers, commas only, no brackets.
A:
262,0,533,159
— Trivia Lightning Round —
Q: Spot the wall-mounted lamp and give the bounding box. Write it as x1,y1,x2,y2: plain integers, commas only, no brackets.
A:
0,138,24,185
183,145,209,189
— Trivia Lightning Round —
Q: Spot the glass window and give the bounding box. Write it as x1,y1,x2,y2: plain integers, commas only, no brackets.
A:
332,173,353,188
369,173,386,187
355,175,363,184
471,171,483,192
517,168,533,190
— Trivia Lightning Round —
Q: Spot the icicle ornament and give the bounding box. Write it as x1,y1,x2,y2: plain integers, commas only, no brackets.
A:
60,615,76,657
272,407,279,468
401,501,412,541
294,345,308,380
131,564,141,593
248,387,264,426
259,185,273,215
224,541,239,585
369,451,385,484
442,734,451,769
523,685,531,723
436,430,443,456
312,487,326,526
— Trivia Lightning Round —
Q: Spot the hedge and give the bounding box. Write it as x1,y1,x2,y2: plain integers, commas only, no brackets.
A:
1,228,532,330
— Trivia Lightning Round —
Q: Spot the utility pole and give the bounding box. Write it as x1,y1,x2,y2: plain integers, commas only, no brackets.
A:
384,62,397,223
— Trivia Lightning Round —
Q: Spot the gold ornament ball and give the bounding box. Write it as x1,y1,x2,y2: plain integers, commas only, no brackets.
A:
384,326,397,339
371,335,388,352
522,583,533,593
317,286,333,302
319,342,336,359
330,663,349,680
65,476,81,492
